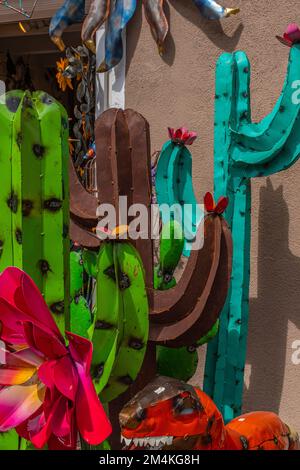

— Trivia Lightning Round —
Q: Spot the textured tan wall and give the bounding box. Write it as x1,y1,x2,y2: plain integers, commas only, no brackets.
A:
126,0,300,430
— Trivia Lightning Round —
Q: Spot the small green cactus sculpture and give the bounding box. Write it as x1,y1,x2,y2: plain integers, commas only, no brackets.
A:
0,91,70,333
204,44,300,422
156,130,201,256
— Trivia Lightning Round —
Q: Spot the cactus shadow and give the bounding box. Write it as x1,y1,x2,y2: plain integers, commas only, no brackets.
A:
244,178,300,414
169,0,244,52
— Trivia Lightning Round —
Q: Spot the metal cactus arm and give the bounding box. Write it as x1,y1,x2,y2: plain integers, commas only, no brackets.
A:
0,91,70,334
204,43,300,422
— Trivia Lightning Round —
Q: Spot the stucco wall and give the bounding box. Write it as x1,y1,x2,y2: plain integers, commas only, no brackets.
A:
125,0,300,430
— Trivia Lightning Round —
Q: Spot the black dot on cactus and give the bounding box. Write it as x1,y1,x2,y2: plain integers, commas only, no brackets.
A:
7,192,18,213
128,338,144,350
104,265,116,281
223,93,229,98
279,105,285,113
94,320,114,330
187,345,197,353
38,259,51,275
50,301,64,315
93,363,104,381
118,272,131,290
33,144,46,159
243,67,249,73
41,93,54,105
43,198,63,212
22,200,33,217
118,375,134,386
215,95,220,99
242,92,248,98
16,132,22,148
163,273,173,284
15,229,22,244
6,96,21,113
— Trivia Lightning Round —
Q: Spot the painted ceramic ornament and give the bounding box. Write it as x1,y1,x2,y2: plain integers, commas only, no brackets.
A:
49,0,86,51
193,0,240,20
276,23,300,47
0,267,111,449
119,377,300,450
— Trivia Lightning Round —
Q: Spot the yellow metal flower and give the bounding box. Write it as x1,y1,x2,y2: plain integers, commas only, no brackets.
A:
56,58,73,92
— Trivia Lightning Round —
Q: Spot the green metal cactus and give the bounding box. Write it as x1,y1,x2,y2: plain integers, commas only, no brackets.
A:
204,44,300,422
0,91,70,334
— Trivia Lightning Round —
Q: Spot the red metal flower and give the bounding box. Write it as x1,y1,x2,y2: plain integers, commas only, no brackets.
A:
276,23,300,47
0,267,112,450
204,192,228,215
168,127,197,146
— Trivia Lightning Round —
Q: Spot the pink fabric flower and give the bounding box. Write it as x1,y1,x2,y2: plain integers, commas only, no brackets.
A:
276,23,300,47
168,127,197,146
0,267,111,450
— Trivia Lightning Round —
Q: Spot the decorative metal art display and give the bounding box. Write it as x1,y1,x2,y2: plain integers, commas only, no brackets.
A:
70,108,232,446
50,1,240,72
119,376,300,450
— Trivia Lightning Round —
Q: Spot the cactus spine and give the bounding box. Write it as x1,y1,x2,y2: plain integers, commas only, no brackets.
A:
204,45,300,422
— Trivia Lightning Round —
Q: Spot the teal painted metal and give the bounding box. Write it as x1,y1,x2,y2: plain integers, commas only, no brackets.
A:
204,45,300,422
156,140,202,256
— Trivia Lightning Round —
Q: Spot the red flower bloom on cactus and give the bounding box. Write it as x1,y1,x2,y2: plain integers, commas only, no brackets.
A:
204,192,228,215
168,127,197,146
0,267,111,450
276,23,300,47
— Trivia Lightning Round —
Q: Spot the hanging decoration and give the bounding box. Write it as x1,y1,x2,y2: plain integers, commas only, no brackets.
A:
50,1,240,72
0,0,39,18
49,0,86,51
193,0,239,20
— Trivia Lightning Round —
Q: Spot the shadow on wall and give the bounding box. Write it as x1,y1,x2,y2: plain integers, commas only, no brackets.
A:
169,0,244,51
244,178,300,414
126,0,244,74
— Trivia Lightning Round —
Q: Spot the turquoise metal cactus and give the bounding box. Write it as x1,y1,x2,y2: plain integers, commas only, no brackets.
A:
0,90,70,333
204,44,300,422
